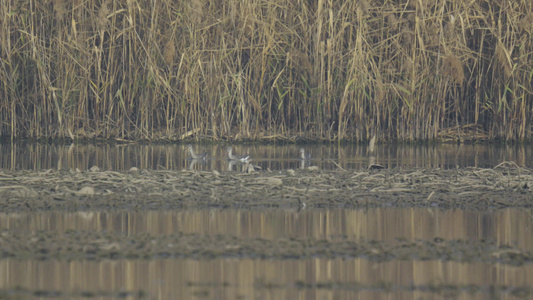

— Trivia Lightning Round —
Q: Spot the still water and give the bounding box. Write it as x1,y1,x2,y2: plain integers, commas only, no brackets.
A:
1,142,532,299
4,258,533,299
1,208,533,299
0,142,532,171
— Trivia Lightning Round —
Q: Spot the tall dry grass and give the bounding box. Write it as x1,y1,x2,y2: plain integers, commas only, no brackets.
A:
0,0,531,141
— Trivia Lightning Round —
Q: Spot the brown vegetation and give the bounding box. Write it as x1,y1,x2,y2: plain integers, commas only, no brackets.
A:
0,0,531,141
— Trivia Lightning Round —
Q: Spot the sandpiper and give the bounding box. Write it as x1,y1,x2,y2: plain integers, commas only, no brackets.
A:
187,144,208,160
226,146,250,162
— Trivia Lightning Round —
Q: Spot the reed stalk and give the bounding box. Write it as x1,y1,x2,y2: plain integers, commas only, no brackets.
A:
0,0,531,142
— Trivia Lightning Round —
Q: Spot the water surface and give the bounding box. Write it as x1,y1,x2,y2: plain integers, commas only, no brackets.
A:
3,258,530,299
1,208,532,299
0,142,531,171
1,208,532,249
1,142,532,299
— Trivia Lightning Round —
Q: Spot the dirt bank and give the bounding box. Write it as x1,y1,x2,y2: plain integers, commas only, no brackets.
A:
0,163,531,212
0,230,531,266
1,164,532,298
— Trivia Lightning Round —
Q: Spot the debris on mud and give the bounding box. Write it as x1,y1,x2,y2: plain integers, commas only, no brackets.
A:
0,165,533,211
0,230,532,265
0,164,531,212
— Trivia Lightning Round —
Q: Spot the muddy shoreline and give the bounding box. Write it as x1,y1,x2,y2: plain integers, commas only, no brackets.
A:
1,165,533,298
0,164,531,212
0,230,531,265
1,165,532,265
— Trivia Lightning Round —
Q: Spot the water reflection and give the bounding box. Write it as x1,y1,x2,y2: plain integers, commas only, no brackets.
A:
187,157,208,170
0,142,531,171
2,208,533,250
1,258,531,300
1,208,532,299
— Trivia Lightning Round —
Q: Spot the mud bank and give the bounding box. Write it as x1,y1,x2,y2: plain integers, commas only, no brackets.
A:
0,230,531,266
0,163,531,212
1,164,533,299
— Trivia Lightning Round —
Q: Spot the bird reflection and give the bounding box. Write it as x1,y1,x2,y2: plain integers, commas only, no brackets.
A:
189,158,207,170
227,160,256,173
367,135,384,170
299,148,311,169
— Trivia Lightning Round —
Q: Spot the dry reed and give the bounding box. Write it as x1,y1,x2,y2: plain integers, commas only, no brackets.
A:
0,0,531,141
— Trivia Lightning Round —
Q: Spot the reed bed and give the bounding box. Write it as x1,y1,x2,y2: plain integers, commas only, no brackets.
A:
0,0,531,141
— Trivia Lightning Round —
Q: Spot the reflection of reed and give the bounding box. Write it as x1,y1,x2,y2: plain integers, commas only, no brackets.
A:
0,143,531,170
188,158,207,171
1,208,533,298
4,257,533,299
2,208,533,250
